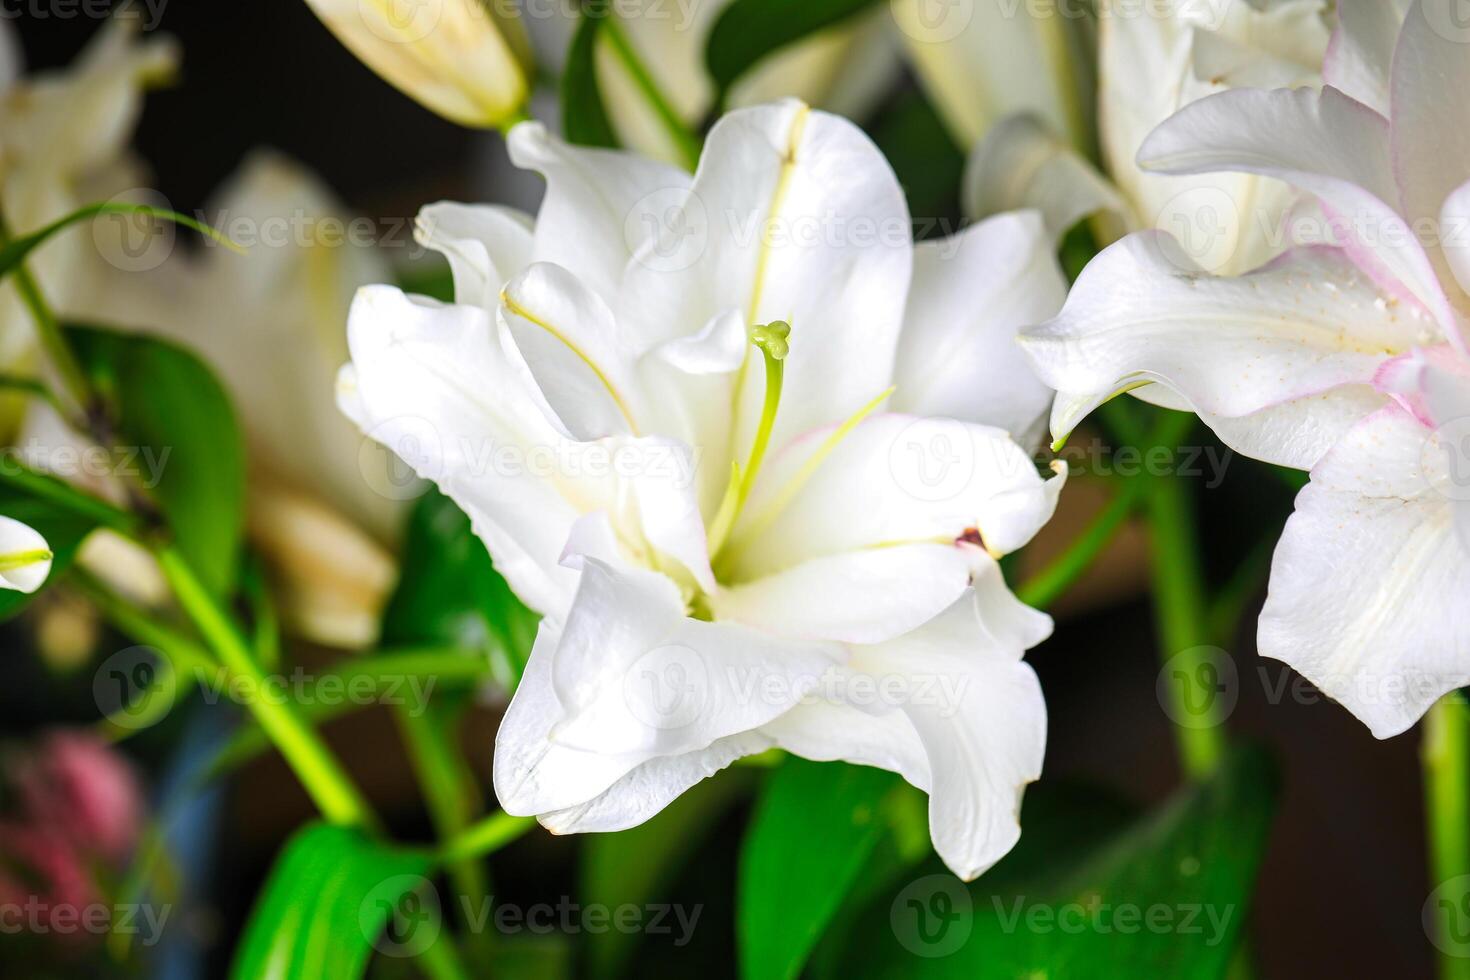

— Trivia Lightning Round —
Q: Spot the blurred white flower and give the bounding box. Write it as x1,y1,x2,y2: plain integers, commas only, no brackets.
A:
530,0,1093,170
0,18,177,437
1021,0,1470,737
303,0,533,128
966,0,1331,274
0,516,52,594
341,100,1068,878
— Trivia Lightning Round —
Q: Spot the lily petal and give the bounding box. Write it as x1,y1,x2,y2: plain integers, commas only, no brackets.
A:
713,543,973,645
728,414,1065,581
622,100,914,448
508,121,692,310
857,586,1048,880
1022,234,1427,467
414,201,534,309
494,558,842,816
539,732,772,834
1138,85,1456,327
892,210,1067,446
963,114,1131,246
1259,406,1470,737
499,262,646,440
1389,0,1470,329
0,516,53,594
1323,0,1411,116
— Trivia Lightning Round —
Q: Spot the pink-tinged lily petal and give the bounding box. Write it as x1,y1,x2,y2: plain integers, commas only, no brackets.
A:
1390,0,1470,340
414,201,533,309
1022,234,1428,468
507,121,692,312
1323,0,1411,116
1420,358,1470,550
1138,85,1456,328
892,210,1067,447
1259,406,1470,738
1438,180,1470,314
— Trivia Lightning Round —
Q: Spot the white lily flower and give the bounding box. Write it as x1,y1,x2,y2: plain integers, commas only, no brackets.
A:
303,0,533,128
139,155,403,647
533,0,1094,170
16,154,401,647
0,516,52,594
341,100,1067,878
523,0,901,167
965,0,1330,271
1021,0,1470,737
891,0,1094,152
0,18,177,437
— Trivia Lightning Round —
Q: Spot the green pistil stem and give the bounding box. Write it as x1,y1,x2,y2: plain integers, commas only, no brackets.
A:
707,322,789,559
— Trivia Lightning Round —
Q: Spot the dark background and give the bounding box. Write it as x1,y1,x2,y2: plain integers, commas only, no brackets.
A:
8,2,1430,976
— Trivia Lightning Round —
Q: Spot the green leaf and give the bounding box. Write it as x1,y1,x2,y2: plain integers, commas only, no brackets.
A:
231,823,438,980
706,0,883,97
738,758,911,980
584,767,755,977
0,201,239,279
68,325,246,599
0,475,98,619
382,487,539,692
867,91,964,230
833,744,1279,978
562,6,620,150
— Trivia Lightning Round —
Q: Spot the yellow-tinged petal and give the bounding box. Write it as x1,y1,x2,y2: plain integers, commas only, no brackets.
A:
304,0,532,128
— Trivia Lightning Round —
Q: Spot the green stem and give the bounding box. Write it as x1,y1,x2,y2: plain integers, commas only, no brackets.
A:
599,16,702,171
1017,473,1144,611
417,933,473,980
394,706,490,916
0,455,138,534
440,811,536,864
0,372,68,419
1018,409,1196,611
1424,693,1470,980
8,263,92,413
156,547,377,829
1147,469,1226,778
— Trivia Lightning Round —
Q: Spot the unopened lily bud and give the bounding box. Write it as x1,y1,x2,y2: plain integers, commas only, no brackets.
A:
304,0,533,129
